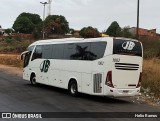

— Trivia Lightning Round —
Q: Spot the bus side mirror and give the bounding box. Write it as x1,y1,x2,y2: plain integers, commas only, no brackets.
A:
20,54,24,60
20,51,29,60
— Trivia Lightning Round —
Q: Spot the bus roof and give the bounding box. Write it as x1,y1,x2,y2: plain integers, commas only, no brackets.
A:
29,37,138,46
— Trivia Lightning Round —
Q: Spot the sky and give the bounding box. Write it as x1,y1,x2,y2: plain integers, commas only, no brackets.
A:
0,0,160,33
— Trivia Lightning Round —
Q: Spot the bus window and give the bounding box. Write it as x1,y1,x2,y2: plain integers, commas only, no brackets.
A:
64,42,107,61
71,43,91,60
64,43,76,60
31,45,43,61
51,44,64,59
90,42,107,60
42,45,52,59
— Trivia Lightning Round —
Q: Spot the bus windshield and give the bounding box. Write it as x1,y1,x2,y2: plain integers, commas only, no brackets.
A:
113,39,142,57
23,46,34,67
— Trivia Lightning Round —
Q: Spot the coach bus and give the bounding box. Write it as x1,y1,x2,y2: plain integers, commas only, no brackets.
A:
21,37,143,97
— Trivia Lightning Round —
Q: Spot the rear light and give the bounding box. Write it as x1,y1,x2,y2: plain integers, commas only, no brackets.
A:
106,71,114,88
136,72,142,88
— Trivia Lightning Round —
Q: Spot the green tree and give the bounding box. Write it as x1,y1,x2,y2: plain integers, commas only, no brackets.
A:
33,22,43,39
80,26,100,38
45,15,69,35
13,12,42,34
0,25,1,28
18,13,42,25
13,17,34,34
121,26,134,38
106,21,122,37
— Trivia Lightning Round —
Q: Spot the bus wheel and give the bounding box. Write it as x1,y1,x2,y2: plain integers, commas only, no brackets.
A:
69,81,78,97
30,74,37,85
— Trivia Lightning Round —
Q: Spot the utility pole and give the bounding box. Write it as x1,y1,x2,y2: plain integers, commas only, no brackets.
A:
40,2,48,39
137,0,140,40
48,0,52,16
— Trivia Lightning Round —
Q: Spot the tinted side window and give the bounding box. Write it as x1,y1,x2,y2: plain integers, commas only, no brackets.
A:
64,44,76,60
90,42,107,60
52,44,64,59
71,43,91,60
31,45,42,61
42,45,52,59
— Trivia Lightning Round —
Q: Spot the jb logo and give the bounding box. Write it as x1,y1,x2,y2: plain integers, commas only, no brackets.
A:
122,41,135,50
40,60,50,73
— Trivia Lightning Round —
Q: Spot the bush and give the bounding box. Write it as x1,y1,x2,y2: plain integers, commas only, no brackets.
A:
142,59,160,98
140,39,160,59
5,37,15,43
0,40,31,53
0,54,23,67
80,26,100,38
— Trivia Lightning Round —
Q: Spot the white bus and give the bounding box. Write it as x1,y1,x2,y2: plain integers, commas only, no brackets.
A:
21,37,143,97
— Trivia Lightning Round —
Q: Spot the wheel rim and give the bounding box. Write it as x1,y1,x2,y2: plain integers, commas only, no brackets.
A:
32,77,36,85
71,83,77,94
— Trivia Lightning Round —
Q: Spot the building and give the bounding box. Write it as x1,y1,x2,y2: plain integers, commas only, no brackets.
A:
129,27,160,40
72,30,80,37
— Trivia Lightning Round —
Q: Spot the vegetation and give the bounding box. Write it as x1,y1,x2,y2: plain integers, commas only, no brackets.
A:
121,26,134,38
106,21,121,37
69,28,74,34
105,21,134,38
140,39,160,59
142,59,160,98
80,26,100,38
0,54,23,67
45,15,69,35
0,39,31,54
5,28,14,35
12,12,42,34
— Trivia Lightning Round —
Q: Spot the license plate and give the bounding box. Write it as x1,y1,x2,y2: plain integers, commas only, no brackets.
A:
123,90,129,93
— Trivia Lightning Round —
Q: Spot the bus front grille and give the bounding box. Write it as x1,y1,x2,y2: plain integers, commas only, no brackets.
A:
93,74,102,93
115,63,139,71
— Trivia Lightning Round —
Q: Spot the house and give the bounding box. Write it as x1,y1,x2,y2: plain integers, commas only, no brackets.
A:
72,30,80,37
129,27,160,40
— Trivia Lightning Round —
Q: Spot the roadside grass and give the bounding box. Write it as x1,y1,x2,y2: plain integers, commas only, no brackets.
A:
140,39,160,59
0,54,23,68
142,58,160,98
0,40,31,54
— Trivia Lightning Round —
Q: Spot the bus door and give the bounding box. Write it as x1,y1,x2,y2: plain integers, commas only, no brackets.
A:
38,45,53,85
39,59,50,84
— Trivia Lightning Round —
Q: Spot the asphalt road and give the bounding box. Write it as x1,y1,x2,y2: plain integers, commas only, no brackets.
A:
0,65,159,121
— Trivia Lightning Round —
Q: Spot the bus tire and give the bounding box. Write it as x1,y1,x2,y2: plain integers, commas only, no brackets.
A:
30,73,37,85
68,81,78,97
